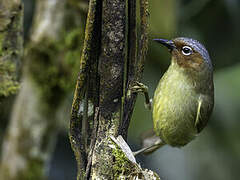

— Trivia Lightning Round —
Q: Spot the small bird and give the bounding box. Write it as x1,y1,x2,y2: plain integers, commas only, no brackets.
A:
132,37,214,154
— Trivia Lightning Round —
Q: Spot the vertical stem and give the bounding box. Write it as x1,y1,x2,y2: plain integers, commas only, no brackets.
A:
119,0,137,138
90,0,126,178
121,0,149,138
69,0,101,179
137,0,149,78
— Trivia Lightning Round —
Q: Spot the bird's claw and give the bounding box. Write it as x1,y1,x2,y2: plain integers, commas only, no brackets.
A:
130,82,148,94
127,82,152,110
127,82,148,98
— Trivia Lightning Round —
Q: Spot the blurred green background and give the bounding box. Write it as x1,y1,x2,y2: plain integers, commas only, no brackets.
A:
16,0,240,179
129,0,240,180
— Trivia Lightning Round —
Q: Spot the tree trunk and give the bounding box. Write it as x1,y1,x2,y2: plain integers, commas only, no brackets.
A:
70,0,161,179
0,0,23,98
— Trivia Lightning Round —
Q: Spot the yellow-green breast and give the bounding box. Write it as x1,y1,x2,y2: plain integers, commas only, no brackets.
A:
153,61,201,147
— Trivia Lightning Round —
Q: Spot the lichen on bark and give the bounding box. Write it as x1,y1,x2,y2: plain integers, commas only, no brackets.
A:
111,138,161,179
0,0,23,97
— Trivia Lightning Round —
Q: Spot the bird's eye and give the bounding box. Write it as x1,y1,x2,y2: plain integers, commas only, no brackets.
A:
181,46,193,56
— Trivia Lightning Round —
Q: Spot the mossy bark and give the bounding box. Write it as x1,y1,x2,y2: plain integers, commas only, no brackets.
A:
70,0,160,179
0,0,23,98
69,0,101,178
91,0,126,178
0,0,85,179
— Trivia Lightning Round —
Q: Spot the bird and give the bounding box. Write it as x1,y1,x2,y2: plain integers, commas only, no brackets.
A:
131,37,214,154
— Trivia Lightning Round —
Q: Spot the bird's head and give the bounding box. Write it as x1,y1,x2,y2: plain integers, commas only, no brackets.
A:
154,37,212,73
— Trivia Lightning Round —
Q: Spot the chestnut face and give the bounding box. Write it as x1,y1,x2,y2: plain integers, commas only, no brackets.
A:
171,40,205,71
153,37,212,72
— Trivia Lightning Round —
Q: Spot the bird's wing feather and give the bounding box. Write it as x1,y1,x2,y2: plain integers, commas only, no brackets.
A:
194,94,213,133
195,96,202,129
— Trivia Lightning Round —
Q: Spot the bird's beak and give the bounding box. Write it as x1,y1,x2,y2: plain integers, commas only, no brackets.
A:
153,39,176,50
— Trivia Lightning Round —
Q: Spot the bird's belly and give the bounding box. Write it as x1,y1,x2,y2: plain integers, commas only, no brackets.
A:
153,78,198,147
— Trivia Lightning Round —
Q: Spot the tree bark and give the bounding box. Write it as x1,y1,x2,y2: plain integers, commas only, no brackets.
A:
0,0,23,98
70,0,160,179
0,0,85,179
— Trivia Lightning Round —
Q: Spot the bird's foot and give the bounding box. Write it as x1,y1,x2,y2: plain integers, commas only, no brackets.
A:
127,82,152,110
130,82,148,93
